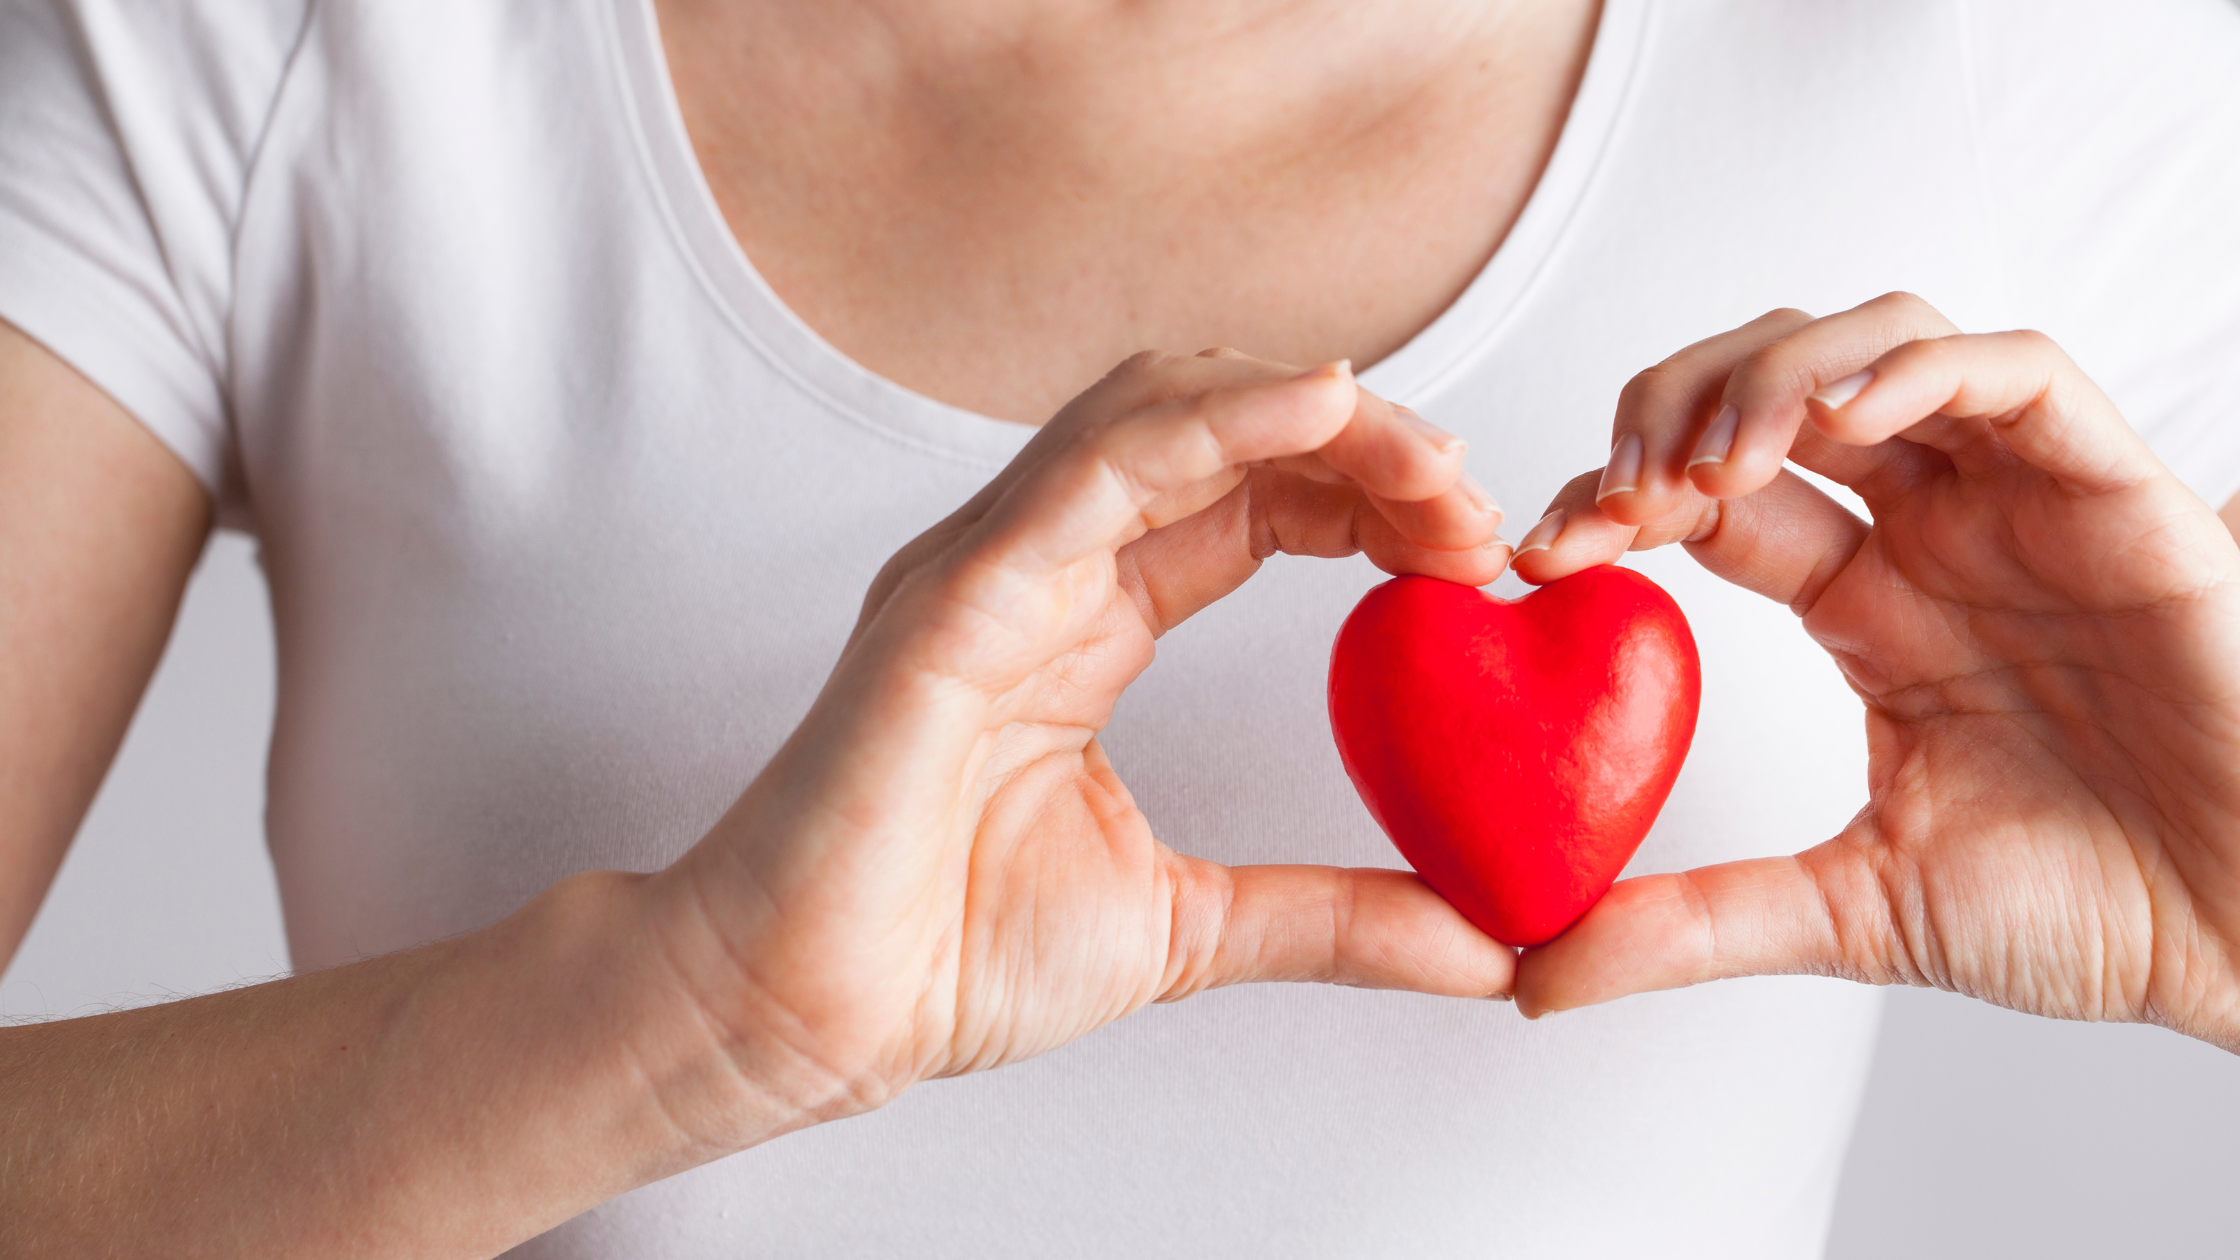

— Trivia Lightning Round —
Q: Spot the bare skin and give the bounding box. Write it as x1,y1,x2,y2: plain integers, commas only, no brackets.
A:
4,2,2238,1257
0,326,1507,1255
0,326,208,961
7,3,1592,1245
660,0,1601,421
1510,294,2240,1050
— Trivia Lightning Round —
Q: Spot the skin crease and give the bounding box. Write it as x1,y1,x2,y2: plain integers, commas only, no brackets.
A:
2,4,2238,1258
2,4,1584,1248
0,331,1511,1257
1509,295,2240,1051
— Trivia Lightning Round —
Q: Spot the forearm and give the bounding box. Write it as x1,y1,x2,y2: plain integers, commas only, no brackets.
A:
0,871,789,1258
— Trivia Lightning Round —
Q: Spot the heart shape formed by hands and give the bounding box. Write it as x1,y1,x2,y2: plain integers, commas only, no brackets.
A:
1328,567,1701,947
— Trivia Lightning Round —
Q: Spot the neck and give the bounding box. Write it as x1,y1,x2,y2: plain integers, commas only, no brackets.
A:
678,0,1542,54
660,0,1580,162
652,0,1602,420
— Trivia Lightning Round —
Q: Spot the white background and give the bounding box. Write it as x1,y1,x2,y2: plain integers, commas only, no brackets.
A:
5,534,2235,1254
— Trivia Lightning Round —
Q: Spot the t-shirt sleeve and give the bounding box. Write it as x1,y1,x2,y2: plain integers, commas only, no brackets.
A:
1966,0,2240,511
0,0,308,495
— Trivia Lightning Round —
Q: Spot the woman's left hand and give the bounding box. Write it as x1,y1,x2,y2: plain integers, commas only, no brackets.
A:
1509,293,2240,1052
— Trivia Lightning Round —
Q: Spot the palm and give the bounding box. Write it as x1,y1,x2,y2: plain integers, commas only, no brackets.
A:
1514,298,2240,1049
1791,462,2240,1027
681,352,1513,1118
673,521,1192,1109
747,553,1180,1097
934,573,1178,1073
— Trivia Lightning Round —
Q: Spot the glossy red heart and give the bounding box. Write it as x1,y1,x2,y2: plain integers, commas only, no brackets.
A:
1328,567,1700,947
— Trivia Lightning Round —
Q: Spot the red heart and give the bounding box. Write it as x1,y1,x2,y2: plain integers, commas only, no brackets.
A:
1327,567,1700,947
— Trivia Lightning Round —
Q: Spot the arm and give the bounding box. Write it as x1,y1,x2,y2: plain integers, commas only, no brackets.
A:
1,340,1512,1255
0,319,207,964
0,319,763,1253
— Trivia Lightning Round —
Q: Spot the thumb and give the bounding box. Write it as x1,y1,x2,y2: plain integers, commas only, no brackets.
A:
1510,840,1903,1017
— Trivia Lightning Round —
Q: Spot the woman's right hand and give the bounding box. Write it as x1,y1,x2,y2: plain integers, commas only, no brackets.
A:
652,350,1516,1144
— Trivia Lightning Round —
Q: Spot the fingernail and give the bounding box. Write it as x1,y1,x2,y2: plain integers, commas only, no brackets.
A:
1486,991,1514,1002
1394,404,1466,456
1810,369,1874,410
1455,472,1501,521
1513,509,1566,556
1595,432,1643,501
1688,404,1740,468
1294,358,1353,383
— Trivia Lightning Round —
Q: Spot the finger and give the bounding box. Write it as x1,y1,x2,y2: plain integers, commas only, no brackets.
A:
1596,308,1816,526
1806,330,2159,492
971,361,1363,581
1268,399,1502,550
1509,469,1658,584
1582,304,1934,532
1056,350,1460,501
1511,840,1902,1017
951,348,1320,528
1685,291,1962,503
1362,475,1505,552
1263,458,1507,547
909,349,1484,613
1116,472,1509,635
1510,463,1735,586
1162,860,1518,1000
1078,347,1303,415
1323,400,1471,500
1512,467,1867,612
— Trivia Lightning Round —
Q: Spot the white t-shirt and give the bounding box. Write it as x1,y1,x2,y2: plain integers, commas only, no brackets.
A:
6,1,2240,1255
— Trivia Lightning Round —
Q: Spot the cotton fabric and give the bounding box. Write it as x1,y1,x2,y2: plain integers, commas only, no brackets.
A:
4,1,2239,1255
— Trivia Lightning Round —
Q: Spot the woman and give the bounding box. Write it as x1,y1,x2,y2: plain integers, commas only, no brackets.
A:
1,0,2236,1255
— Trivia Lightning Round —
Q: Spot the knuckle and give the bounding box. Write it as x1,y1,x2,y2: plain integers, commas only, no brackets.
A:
1076,415,1136,473
1553,467,1604,507
1074,350,1200,422
1168,382,1229,426
1103,349,1179,395
1865,290,1958,339
1888,334,1955,372
867,550,914,601
867,527,952,600
1670,871,1723,977
1731,339,1815,399
1327,872,1361,982
1078,417,1184,507
1161,858,1234,1000
1617,363,1695,422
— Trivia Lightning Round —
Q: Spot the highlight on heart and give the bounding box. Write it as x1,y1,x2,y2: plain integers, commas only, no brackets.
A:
1328,567,1701,946
7,3,2240,1255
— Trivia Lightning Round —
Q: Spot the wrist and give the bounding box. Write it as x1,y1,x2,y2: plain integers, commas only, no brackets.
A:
636,834,910,1134
481,869,818,1189
2135,808,2240,1053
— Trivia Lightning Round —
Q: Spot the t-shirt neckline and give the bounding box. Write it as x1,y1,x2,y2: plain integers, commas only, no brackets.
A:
605,0,1649,468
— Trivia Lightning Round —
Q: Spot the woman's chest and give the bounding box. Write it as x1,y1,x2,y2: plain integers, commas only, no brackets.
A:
656,0,1601,423
225,0,1997,960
